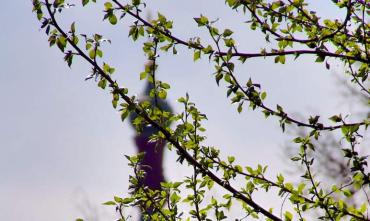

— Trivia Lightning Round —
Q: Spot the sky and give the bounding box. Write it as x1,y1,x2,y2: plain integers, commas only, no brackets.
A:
0,1,364,221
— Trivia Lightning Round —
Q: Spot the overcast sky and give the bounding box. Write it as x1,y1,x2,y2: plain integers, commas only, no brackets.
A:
0,1,363,221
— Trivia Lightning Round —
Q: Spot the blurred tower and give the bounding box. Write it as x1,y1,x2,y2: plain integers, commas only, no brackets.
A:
130,76,172,190
130,72,172,221
129,43,172,220
128,14,172,219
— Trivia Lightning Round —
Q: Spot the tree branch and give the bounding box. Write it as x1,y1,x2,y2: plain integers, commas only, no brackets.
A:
44,2,283,220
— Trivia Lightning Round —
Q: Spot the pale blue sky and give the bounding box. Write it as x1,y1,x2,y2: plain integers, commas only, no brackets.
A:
0,1,359,221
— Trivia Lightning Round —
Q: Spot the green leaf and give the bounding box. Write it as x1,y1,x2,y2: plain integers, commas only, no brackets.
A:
64,52,73,67
297,183,306,193
315,55,325,63
261,91,266,100
284,211,293,221
275,55,285,64
70,22,76,33
293,137,302,143
227,156,235,164
109,14,117,25
172,46,177,54
276,104,283,112
82,0,89,6
173,182,183,188
177,97,186,103
86,43,92,50
224,38,235,47
193,50,201,61
89,49,96,59
246,78,253,87
112,93,119,108
161,82,170,89
98,79,107,89
140,72,147,80
342,189,352,197
202,45,213,54
170,192,181,204
103,201,116,206
104,2,113,9
207,179,214,190
53,0,65,7
121,110,129,122
215,73,223,86
96,49,103,58
114,196,123,203
122,197,134,204
194,15,209,26
72,36,79,45
329,115,342,123
132,0,140,6
57,36,67,52
158,90,167,99
223,29,233,37
237,102,243,113
277,174,284,183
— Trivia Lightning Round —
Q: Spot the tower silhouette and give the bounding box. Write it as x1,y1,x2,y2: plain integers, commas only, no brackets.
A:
129,59,172,220
131,79,172,190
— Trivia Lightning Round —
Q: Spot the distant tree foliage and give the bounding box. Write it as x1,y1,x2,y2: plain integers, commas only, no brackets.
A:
33,0,370,220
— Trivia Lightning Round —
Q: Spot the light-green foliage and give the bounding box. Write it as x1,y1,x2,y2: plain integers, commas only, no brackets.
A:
33,0,370,220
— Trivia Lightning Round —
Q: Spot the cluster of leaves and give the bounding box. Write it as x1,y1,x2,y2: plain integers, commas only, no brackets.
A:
32,0,370,220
